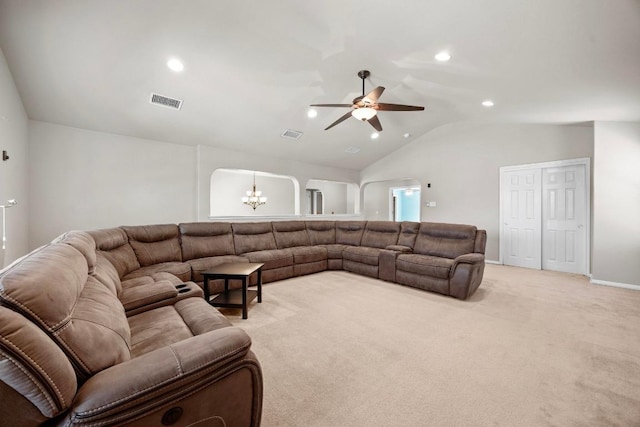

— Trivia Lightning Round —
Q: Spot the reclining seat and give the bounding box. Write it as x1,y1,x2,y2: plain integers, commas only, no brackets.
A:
179,222,249,295
395,222,486,299
332,221,367,270
232,222,294,284
121,224,191,282
272,221,327,276
343,221,400,278
305,221,341,269
89,228,200,316
0,232,262,426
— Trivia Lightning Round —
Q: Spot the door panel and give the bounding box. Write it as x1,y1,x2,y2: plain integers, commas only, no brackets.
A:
542,165,586,273
502,169,542,269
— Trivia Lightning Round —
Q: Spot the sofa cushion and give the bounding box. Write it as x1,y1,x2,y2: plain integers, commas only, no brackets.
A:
118,279,179,313
128,298,231,358
320,244,347,259
361,221,400,249
0,243,131,381
232,222,277,254
273,221,310,248
289,246,327,264
89,228,140,278
396,253,454,279
343,246,382,266
242,249,293,270
122,224,183,266
305,221,336,245
335,221,366,246
0,307,78,419
179,222,236,260
93,252,122,295
122,262,191,282
413,222,477,259
397,221,420,249
53,231,97,275
186,255,249,283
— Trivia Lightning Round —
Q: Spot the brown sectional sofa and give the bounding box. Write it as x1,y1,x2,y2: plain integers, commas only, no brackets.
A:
0,219,485,426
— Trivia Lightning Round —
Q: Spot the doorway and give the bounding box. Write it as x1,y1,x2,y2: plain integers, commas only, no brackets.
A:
391,186,421,222
500,158,590,275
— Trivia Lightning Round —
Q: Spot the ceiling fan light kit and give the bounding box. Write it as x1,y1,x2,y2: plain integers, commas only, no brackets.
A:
310,70,424,132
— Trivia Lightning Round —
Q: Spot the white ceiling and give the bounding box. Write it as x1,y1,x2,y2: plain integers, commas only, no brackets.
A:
1,0,639,171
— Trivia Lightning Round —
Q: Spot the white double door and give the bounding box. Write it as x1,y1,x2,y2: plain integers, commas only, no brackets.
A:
501,160,588,274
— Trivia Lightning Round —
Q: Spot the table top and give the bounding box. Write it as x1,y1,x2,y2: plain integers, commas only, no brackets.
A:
202,262,264,277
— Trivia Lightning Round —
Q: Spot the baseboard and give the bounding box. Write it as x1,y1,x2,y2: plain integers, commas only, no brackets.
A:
591,278,640,291
485,260,501,265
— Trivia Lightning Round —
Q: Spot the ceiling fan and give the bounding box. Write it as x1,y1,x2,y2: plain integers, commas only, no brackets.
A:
310,70,424,132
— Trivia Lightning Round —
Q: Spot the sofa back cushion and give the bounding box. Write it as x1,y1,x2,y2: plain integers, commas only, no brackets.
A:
122,224,182,266
335,221,366,246
397,222,420,248
0,307,77,419
179,222,236,260
89,228,140,279
474,230,487,254
273,221,310,249
232,222,277,254
305,221,336,245
53,231,97,275
361,221,400,249
0,243,131,383
414,222,477,259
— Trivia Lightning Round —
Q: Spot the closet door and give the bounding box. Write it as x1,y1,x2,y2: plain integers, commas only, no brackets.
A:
502,169,542,269
542,165,587,274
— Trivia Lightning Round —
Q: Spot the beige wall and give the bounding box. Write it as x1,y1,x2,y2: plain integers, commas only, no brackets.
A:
593,121,640,287
360,122,594,261
0,48,28,266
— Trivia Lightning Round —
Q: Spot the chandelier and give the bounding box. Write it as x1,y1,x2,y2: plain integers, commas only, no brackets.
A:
242,172,267,210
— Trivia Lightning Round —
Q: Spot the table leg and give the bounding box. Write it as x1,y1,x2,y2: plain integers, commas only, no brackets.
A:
224,277,229,293
257,268,262,303
242,277,248,319
204,276,210,303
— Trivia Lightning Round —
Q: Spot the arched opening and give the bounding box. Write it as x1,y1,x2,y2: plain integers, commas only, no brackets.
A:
305,179,359,216
210,169,300,217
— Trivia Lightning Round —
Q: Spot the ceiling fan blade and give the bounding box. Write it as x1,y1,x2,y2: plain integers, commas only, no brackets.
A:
324,110,354,130
376,103,425,111
310,103,353,108
368,115,383,132
363,86,385,104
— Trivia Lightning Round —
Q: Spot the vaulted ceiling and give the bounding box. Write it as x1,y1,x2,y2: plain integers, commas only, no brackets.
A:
1,0,639,170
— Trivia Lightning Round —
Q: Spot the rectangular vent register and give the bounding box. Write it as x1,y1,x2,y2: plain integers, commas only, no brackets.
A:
150,93,183,110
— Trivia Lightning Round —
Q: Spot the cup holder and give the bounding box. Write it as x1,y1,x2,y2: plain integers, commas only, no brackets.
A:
175,284,188,289
178,288,191,294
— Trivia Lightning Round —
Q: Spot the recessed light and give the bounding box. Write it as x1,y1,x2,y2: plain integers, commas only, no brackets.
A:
307,109,317,118
371,132,379,140
167,58,184,72
435,51,451,62
403,133,411,139
482,100,495,107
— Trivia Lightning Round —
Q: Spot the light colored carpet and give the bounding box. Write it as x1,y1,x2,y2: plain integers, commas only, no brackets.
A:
227,265,640,426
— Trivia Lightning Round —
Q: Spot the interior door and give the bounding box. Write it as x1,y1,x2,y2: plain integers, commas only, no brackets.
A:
502,169,542,269
542,165,587,274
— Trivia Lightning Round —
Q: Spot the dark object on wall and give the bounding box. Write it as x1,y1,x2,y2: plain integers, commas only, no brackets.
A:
2,150,8,161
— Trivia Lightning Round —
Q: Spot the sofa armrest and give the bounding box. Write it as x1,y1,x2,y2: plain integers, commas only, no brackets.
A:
450,253,486,300
385,245,413,253
451,253,484,269
119,279,179,312
64,327,262,426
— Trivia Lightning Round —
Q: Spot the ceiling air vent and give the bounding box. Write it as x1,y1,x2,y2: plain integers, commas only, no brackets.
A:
344,146,361,154
281,129,303,140
150,93,183,110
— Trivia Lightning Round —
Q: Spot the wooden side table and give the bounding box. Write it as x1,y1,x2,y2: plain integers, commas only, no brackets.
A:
202,262,264,319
